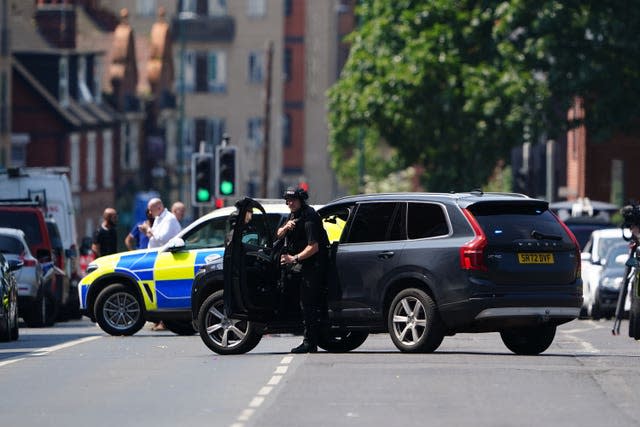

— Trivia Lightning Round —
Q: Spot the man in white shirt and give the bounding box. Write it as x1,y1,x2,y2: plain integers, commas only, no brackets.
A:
139,198,182,248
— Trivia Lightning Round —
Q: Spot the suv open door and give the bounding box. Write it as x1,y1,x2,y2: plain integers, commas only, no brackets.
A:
224,198,282,322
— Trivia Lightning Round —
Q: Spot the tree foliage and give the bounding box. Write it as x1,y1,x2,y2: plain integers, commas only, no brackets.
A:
328,0,640,192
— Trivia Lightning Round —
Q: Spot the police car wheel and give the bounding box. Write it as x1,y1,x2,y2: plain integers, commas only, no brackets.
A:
387,288,444,353
197,290,262,355
500,325,556,355
95,283,145,336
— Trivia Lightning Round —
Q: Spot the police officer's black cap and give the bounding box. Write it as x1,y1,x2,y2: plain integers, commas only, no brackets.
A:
283,187,308,201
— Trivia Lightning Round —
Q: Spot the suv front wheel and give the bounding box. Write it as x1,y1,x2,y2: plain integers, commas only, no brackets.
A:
500,325,556,355
387,288,444,353
197,290,262,355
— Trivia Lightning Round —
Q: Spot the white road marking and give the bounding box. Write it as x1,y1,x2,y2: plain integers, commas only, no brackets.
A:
0,336,102,368
229,355,296,426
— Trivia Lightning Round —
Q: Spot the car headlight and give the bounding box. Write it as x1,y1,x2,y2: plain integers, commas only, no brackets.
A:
85,263,98,275
600,276,623,290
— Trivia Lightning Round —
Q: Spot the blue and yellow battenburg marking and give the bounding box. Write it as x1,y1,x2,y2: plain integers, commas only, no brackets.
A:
79,248,225,311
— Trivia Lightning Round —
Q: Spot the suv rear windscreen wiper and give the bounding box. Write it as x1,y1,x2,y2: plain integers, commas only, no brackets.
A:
531,230,563,241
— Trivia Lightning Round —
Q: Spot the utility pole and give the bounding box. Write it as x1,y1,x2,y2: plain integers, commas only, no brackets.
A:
262,40,273,198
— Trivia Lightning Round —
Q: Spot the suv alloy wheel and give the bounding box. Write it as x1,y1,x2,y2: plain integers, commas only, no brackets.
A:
197,290,262,355
387,288,445,353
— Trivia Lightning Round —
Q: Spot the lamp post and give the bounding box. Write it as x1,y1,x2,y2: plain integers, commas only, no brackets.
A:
176,11,196,204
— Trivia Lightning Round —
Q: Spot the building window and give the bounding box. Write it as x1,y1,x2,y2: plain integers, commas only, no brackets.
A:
247,0,266,17
102,129,113,188
78,56,93,103
70,133,80,191
0,71,7,133
87,132,97,190
10,134,29,168
93,56,102,103
248,117,264,149
59,57,69,106
180,0,197,13
208,51,227,93
284,0,292,16
208,0,226,16
121,121,139,170
136,0,156,16
248,51,264,83
179,50,196,93
284,48,292,82
282,114,291,147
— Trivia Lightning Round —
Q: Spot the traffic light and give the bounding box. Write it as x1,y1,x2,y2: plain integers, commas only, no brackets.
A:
191,153,214,206
216,146,237,198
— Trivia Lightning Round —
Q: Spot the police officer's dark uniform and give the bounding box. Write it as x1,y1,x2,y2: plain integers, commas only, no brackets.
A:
278,188,328,353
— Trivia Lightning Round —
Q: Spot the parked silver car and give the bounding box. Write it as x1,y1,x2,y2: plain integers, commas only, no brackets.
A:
0,227,54,326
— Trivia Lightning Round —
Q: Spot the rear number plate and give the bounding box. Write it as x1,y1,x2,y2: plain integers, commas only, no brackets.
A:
518,253,554,264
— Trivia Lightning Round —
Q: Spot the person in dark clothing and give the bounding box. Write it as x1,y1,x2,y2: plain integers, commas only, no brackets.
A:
277,187,329,354
92,207,118,258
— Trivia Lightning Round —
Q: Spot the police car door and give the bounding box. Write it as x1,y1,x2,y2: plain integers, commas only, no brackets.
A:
224,198,280,321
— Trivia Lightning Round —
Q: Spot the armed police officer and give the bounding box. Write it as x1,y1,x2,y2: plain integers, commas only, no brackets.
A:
277,187,329,353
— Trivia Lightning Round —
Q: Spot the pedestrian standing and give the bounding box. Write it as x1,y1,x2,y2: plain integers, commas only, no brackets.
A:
277,187,329,353
91,208,118,258
171,201,187,227
124,208,154,250
139,198,182,248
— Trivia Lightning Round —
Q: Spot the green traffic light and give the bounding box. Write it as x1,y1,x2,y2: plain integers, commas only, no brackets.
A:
220,180,234,195
196,188,211,202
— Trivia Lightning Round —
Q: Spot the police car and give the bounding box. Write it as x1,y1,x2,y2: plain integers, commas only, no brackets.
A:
79,202,292,336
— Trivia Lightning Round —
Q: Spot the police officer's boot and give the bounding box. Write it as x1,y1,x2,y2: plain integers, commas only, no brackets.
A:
290,340,317,354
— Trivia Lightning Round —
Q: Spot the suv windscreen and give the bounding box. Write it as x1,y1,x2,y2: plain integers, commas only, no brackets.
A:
468,203,570,245
0,211,43,246
0,235,24,254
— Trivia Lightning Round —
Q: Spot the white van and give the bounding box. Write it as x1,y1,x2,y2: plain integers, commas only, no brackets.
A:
0,168,79,276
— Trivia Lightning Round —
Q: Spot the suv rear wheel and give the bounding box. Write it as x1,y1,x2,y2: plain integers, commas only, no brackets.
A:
94,283,145,336
387,288,444,353
500,325,556,355
198,290,262,355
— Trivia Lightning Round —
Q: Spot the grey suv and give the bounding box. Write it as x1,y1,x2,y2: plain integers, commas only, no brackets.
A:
192,192,582,355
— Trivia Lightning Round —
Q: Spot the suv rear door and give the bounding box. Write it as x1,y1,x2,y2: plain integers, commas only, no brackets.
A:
331,201,406,315
465,201,580,285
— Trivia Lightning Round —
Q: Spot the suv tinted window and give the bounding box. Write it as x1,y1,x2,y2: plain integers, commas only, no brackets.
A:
0,235,24,254
408,203,448,239
468,203,569,244
347,203,403,243
0,211,43,245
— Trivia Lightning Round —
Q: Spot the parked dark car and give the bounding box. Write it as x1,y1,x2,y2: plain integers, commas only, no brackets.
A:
563,216,615,250
0,253,21,341
192,192,583,356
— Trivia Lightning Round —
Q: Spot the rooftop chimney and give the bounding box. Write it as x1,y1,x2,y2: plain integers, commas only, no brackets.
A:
34,0,77,49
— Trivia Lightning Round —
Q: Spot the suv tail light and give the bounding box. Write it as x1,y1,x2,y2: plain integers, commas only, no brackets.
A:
459,208,488,271
553,212,582,278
